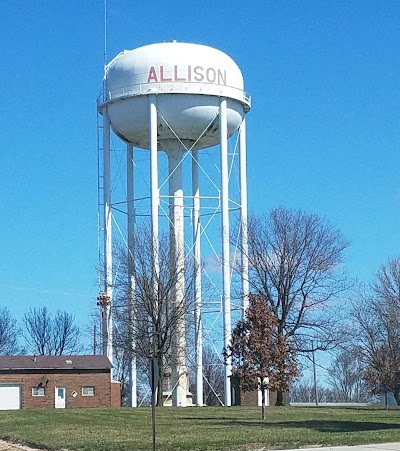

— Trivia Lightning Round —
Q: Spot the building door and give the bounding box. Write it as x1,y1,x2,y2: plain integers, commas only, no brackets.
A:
55,387,66,409
0,385,21,410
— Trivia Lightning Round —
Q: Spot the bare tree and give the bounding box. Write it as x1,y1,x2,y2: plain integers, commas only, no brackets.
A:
326,348,370,402
238,207,349,404
113,228,195,407
226,295,299,419
23,307,81,355
289,379,314,403
0,308,20,355
23,307,51,355
201,346,224,406
51,311,81,355
113,316,150,406
290,379,347,403
351,258,400,405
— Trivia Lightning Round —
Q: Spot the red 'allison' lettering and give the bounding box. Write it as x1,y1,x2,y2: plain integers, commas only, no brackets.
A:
147,65,226,85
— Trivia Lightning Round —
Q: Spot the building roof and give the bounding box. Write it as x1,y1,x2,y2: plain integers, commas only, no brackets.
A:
0,355,112,371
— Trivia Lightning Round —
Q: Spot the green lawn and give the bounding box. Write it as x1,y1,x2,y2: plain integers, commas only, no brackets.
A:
0,406,399,451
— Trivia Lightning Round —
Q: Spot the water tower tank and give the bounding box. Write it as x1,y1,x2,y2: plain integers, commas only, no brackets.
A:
103,41,251,149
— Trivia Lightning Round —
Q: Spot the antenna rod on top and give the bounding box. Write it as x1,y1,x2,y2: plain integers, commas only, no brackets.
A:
104,0,107,70
103,0,107,99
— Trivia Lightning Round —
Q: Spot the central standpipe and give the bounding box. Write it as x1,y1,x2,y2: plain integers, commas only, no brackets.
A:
192,148,203,406
167,146,189,407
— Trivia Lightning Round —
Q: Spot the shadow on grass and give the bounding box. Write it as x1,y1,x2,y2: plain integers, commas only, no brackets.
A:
205,420,400,433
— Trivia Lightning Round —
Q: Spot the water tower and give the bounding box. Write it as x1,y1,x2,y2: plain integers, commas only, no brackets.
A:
97,41,251,407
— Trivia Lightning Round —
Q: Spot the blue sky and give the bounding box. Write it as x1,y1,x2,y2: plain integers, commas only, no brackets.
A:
1,1,399,349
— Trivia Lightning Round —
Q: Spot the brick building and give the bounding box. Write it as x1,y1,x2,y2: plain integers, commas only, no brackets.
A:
0,355,120,410
231,376,277,407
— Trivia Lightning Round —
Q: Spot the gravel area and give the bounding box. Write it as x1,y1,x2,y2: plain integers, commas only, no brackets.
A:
0,440,45,450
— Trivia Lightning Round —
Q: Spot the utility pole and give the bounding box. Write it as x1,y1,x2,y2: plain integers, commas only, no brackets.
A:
311,341,319,407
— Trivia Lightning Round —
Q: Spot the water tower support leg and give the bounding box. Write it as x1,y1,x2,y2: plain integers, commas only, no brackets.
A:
103,109,113,369
149,95,159,273
220,98,232,407
239,120,249,316
149,95,160,401
127,143,137,407
192,148,203,406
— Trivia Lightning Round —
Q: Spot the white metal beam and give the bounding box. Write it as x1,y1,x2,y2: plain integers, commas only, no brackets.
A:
103,108,113,367
239,120,249,316
220,98,231,407
192,148,203,406
127,143,137,407
149,95,159,275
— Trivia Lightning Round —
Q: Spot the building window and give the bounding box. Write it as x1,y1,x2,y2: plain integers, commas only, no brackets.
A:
82,386,95,396
32,387,45,396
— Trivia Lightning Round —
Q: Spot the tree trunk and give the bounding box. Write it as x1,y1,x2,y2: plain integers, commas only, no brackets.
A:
393,389,400,407
385,391,388,410
275,389,289,406
275,390,284,406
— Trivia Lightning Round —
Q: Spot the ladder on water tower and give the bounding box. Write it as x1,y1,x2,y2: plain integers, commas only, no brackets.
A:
96,109,106,293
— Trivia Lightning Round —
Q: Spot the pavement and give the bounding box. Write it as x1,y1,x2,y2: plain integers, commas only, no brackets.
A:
1,439,400,451
280,445,400,451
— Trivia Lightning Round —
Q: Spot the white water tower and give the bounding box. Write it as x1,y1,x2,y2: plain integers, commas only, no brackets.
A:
97,41,250,407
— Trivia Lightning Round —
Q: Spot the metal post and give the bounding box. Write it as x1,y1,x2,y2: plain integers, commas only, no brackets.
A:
151,357,156,451
220,98,231,406
103,109,113,368
192,148,203,406
149,95,159,273
239,119,249,316
312,341,319,407
127,143,137,407
93,325,97,355
149,95,159,405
